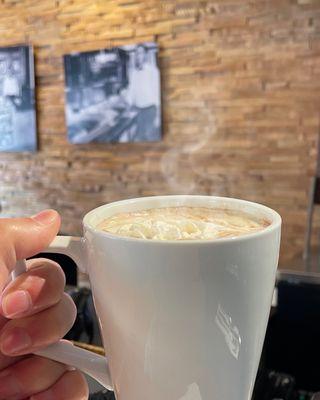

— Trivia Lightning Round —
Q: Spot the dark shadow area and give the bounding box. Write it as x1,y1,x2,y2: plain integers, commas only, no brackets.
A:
253,272,320,399
29,252,78,286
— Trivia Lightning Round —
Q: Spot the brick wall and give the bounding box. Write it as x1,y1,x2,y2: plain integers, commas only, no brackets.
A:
0,0,319,268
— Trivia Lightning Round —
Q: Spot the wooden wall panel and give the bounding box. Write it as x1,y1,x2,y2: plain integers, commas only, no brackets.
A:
0,0,320,268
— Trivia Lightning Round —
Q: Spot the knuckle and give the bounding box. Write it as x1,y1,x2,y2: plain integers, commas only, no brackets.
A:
28,258,63,274
26,258,66,289
60,293,77,327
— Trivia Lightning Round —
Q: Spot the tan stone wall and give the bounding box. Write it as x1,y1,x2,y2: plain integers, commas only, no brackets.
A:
0,0,319,268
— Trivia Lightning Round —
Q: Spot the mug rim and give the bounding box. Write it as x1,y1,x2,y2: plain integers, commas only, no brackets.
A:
83,195,281,245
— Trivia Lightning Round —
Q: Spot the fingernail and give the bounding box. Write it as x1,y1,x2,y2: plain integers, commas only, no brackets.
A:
1,328,32,355
31,209,57,226
2,290,32,318
30,389,54,400
0,368,21,397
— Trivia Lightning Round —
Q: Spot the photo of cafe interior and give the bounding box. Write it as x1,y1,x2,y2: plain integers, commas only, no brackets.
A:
0,1,320,399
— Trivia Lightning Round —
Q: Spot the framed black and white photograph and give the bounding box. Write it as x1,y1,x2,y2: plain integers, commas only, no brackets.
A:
0,45,37,152
64,42,161,144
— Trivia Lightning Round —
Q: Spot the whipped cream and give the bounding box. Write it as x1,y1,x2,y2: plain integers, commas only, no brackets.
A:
96,207,269,241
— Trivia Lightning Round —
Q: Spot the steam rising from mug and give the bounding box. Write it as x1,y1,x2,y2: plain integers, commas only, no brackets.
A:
160,122,218,194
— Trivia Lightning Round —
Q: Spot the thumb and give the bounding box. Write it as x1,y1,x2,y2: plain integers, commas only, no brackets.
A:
0,210,61,291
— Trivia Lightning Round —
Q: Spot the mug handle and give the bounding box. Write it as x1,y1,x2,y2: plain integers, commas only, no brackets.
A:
12,236,114,391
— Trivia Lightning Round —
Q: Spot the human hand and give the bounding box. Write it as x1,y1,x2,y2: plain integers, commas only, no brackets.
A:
0,210,89,399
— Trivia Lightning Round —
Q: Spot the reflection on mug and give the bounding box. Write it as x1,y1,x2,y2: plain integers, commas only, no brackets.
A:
226,263,240,280
215,303,242,360
178,383,203,400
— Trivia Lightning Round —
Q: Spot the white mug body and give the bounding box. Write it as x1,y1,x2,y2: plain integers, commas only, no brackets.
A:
82,196,281,400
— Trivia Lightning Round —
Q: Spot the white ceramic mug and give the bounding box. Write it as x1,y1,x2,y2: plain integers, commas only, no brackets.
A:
14,195,281,400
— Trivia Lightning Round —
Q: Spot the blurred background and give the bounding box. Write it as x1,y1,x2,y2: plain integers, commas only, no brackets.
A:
0,0,319,271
